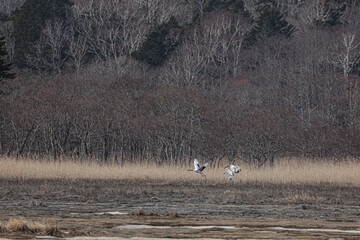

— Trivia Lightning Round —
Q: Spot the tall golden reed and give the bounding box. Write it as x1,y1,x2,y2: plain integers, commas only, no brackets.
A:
0,157,359,185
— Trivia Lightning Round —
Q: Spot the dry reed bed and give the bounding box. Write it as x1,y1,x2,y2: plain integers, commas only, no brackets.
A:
0,218,61,236
0,157,359,185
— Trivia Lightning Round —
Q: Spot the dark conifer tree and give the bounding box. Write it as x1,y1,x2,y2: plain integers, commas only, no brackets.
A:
132,17,181,66
245,1,295,46
0,37,15,83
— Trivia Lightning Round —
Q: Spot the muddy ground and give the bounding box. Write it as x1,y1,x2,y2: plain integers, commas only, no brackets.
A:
0,179,359,239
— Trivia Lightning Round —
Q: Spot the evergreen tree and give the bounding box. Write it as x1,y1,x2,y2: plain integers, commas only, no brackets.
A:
0,37,16,83
12,0,73,68
132,17,181,66
245,1,295,46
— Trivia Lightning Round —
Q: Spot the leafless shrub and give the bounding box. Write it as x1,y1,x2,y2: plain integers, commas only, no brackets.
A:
6,218,44,233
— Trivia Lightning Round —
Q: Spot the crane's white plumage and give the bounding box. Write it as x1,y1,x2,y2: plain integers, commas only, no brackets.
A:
224,164,241,181
188,158,209,177
224,168,234,181
228,164,241,173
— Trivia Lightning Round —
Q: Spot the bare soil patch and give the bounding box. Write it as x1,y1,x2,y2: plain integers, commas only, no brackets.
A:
0,179,359,239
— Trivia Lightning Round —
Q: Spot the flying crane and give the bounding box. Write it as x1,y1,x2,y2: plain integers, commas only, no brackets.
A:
188,158,209,177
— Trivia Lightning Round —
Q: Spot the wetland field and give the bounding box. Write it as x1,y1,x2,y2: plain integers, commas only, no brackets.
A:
0,158,359,239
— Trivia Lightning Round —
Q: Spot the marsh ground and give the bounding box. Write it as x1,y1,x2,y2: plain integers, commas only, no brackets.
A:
0,178,359,239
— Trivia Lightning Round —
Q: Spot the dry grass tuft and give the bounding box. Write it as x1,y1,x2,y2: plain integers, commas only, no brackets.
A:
0,156,359,185
45,224,63,237
6,218,44,233
130,209,146,216
164,212,180,218
130,209,160,216
0,222,6,233
1,218,63,237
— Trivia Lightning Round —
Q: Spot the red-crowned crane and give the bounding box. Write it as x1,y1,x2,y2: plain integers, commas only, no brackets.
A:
188,158,209,177
224,164,241,181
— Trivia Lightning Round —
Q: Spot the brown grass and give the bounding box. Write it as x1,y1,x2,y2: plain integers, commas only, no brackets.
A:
277,192,326,204
6,218,44,233
1,218,62,237
0,157,359,185
44,224,63,237
0,223,5,233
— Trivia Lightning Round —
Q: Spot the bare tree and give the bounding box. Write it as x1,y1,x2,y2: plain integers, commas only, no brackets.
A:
295,0,346,30
331,30,360,79
160,42,208,87
0,0,24,15
67,25,88,73
116,1,149,55
340,0,360,26
26,19,69,73
188,0,207,17
330,26,360,127
71,0,150,63
238,108,289,168
160,11,252,88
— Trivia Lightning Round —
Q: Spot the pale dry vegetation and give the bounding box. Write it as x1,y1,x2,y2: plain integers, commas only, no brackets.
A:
6,218,44,233
0,157,359,185
0,217,61,236
240,159,360,185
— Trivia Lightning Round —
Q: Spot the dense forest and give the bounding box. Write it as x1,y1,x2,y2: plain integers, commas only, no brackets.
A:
0,0,359,167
